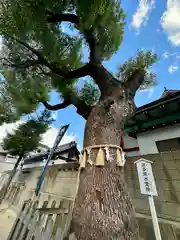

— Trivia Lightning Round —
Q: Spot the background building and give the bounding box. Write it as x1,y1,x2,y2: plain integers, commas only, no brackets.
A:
0,141,79,240
122,89,180,156
0,123,76,175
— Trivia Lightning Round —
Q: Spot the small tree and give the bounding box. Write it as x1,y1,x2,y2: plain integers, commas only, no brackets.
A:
0,110,52,203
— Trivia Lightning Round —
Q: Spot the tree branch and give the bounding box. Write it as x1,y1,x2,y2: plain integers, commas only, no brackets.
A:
8,36,90,79
49,64,90,79
46,11,79,24
42,96,92,120
46,11,98,63
3,58,39,69
84,30,97,63
42,101,70,111
71,96,93,120
8,36,47,64
89,63,120,98
124,70,145,96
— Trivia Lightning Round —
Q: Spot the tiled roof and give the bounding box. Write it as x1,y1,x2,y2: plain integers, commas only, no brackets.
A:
23,141,78,164
160,89,180,98
125,90,180,134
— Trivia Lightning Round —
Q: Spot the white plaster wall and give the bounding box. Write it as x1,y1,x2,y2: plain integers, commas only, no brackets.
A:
0,152,71,172
123,135,140,157
0,154,6,162
137,123,180,155
0,162,14,172
23,159,67,169
126,150,140,157
0,155,20,173
123,135,138,149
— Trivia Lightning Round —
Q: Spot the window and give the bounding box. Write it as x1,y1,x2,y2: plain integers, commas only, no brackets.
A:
156,138,180,152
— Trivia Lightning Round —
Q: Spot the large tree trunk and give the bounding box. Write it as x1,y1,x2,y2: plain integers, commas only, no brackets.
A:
0,153,24,205
71,101,138,240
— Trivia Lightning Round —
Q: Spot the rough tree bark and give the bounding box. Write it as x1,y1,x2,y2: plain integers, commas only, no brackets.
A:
70,77,139,239
44,75,139,240
0,152,24,205
42,63,144,240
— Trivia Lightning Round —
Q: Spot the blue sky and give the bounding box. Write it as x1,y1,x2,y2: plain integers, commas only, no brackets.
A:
43,1,180,147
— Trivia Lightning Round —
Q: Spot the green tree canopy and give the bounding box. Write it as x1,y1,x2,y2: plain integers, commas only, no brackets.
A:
2,110,53,156
0,0,157,123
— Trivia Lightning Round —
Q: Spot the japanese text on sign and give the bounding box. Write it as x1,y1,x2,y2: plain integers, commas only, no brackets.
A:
135,159,158,196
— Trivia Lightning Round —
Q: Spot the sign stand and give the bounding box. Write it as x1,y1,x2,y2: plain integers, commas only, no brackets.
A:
148,195,162,240
135,158,162,240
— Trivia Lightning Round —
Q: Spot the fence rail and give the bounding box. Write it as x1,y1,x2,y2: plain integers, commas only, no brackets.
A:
7,198,76,240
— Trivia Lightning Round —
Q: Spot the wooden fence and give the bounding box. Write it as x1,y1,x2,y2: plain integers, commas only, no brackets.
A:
7,199,76,240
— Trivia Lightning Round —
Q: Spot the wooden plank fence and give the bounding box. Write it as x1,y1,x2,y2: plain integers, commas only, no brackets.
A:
7,199,76,240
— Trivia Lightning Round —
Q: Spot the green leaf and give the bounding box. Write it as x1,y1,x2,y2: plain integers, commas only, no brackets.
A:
0,0,158,125
79,81,100,106
76,0,125,59
2,111,52,156
117,50,158,89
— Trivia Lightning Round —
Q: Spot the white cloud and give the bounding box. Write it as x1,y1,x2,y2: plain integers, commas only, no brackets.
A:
161,0,180,46
68,132,82,150
162,51,180,60
162,51,169,59
140,87,155,98
148,88,155,98
131,0,155,31
0,121,24,146
0,121,76,151
41,128,76,148
52,111,58,121
168,65,179,73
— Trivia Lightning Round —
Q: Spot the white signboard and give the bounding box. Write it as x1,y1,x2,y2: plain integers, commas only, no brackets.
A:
135,158,158,196
135,158,162,240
